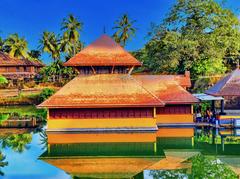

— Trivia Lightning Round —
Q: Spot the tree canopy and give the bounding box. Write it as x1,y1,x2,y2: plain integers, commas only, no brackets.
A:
136,0,240,79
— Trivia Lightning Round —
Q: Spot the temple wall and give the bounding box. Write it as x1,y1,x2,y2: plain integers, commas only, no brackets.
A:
47,118,157,129
49,108,154,119
47,105,194,130
156,105,193,124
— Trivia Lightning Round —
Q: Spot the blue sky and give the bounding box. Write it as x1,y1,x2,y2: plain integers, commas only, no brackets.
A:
0,0,239,64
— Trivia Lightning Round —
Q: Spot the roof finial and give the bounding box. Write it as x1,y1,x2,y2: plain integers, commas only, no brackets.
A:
103,26,106,34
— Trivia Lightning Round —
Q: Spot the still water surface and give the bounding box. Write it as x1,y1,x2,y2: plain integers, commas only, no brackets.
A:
0,106,240,179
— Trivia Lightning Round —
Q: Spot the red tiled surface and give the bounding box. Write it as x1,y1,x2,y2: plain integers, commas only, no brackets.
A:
205,69,240,96
0,52,44,67
39,74,198,108
64,35,142,67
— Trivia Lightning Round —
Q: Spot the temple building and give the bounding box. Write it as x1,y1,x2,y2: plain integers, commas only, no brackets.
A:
0,52,44,82
39,35,198,132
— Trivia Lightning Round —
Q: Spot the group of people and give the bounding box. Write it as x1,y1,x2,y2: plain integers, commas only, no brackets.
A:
195,105,216,123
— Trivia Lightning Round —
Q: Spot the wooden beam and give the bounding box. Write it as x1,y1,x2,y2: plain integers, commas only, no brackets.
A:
128,66,134,75
91,66,96,74
111,66,115,74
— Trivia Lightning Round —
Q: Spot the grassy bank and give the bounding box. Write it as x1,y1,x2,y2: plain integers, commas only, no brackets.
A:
0,88,55,106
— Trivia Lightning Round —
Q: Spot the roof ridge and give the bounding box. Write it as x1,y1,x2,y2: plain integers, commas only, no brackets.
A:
129,75,165,105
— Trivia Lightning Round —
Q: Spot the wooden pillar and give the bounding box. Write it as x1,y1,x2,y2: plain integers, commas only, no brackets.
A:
153,107,156,118
220,99,225,114
128,66,134,75
91,66,96,74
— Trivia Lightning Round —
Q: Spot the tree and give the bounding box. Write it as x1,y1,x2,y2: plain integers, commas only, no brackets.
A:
139,0,240,79
0,37,4,52
4,34,28,58
0,151,8,176
61,14,83,57
28,50,41,60
39,31,61,61
112,14,136,47
1,133,32,153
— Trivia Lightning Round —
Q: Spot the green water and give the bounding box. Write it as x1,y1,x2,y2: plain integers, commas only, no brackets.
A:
0,106,240,178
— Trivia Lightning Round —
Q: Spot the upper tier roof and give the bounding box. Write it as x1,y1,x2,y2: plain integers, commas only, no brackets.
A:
38,74,198,108
64,35,142,67
205,68,240,97
0,52,44,67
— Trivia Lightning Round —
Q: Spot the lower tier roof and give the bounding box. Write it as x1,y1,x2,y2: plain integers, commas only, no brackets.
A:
38,74,198,108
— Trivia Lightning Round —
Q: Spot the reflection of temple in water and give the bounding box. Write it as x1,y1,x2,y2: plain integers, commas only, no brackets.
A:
39,128,196,178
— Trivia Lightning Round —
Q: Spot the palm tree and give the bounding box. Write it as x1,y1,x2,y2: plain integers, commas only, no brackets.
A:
61,14,83,56
0,151,8,176
0,37,4,52
39,31,61,61
28,50,41,60
112,14,136,47
4,34,28,58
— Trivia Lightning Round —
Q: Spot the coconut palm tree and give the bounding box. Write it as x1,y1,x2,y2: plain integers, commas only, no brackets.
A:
4,34,28,58
0,151,8,176
112,14,136,47
28,50,41,60
61,14,83,56
39,31,61,61
0,37,4,52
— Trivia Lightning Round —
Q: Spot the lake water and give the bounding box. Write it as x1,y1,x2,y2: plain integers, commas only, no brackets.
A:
0,106,240,179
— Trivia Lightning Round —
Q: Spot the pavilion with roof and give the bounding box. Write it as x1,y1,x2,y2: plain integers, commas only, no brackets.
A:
204,67,240,125
39,35,198,132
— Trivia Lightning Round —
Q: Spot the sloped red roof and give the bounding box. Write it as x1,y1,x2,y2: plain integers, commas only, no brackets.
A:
205,68,240,96
39,74,198,108
0,52,44,67
64,35,142,67
133,75,198,104
133,73,191,88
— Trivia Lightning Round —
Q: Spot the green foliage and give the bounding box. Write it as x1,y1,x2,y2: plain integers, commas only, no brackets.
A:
112,14,136,47
39,60,77,83
136,0,240,79
38,88,55,102
1,133,32,153
0,76,8,85
149,155,238,179
190,155,238,178
39,31,61,61
0,151,8,176
4,33,28,58
28,50,41,60
61,14,83,57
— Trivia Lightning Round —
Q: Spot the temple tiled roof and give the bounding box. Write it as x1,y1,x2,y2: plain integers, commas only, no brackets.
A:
133,75,197,104
0,52,44,67
205,68,240,96
64,35,142,67
39,74,198,108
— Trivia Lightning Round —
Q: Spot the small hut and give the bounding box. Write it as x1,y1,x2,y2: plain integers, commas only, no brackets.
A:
205,68,240,110
205,68,240,126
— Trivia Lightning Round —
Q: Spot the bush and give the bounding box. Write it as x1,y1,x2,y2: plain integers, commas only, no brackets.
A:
0,76,8,88
38,88,55,103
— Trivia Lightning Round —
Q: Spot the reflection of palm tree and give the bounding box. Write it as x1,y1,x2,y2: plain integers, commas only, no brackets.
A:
0,151,8,176
39,130,48,150
112,14,136,47
1,133,32,153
